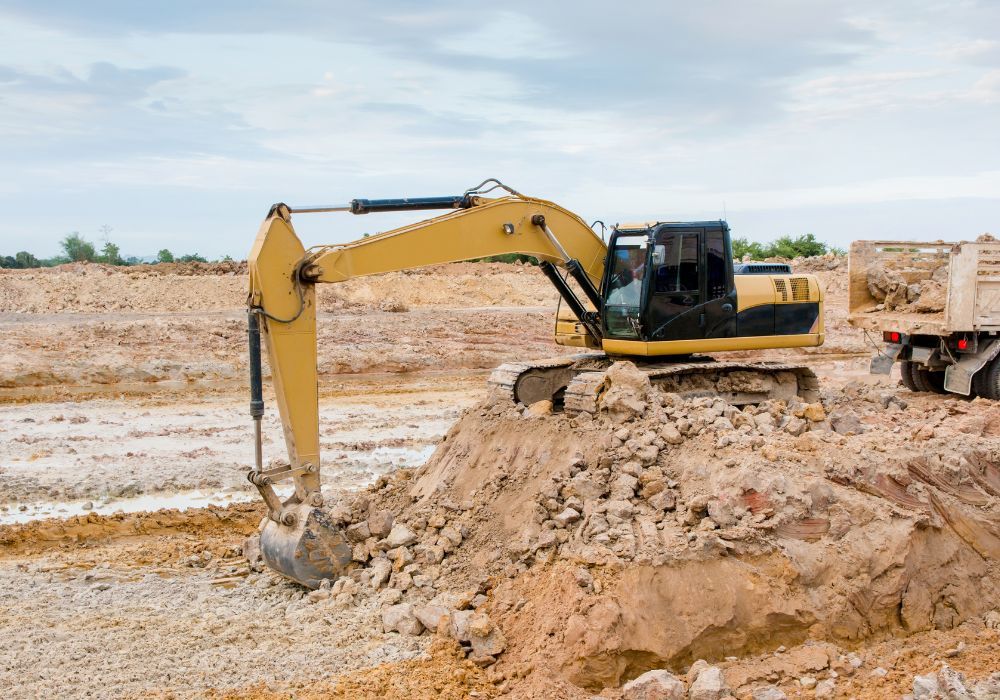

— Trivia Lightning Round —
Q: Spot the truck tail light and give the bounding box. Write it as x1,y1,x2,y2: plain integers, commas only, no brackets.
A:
958,338,969,350
884,331,901,343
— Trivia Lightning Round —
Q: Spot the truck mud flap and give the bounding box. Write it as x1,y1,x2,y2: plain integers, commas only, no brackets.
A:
945,339,1000,396
870,342,902,375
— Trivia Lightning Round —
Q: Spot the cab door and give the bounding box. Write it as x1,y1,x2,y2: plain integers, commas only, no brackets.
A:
645,226,736,342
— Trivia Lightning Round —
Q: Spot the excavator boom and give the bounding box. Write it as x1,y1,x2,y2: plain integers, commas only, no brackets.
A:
246,185,607,586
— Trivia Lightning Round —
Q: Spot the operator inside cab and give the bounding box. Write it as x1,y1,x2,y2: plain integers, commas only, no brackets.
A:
606,246,646,306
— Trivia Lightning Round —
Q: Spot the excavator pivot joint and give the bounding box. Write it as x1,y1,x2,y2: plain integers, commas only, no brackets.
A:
300,264,324,281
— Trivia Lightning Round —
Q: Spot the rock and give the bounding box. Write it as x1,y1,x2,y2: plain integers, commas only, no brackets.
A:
799,676,817,689
390,571,413,591
937,664,971,699
413,604,451,632
524,399,553,417
417,543,445,565
830,412,863,435
468,613,506,657
345,521,371,543
622,669,686,700
600,362,652,422
605,500,635,519
450,609,475,642
369,557,392,589
814,679,835,699
784,417,807,436
661,424,684,445
81,501,93,511
554,507,581,527
439,525,463,548
971,672,1000,699
648,490,676,512
352,541,370,563
563,472,608,501
574,567,594,589
912,674,940,700
802,403,826,422
689,666,728,700
751,686,787,700
944,640,966,658
635,444,660,465
243,534,264,572
382,603,424,636
385,523,418,548
611,473,640,499
368,510,394,539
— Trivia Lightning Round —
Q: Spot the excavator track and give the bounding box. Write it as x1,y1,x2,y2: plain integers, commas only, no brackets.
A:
488,354,600,407
491,355,820,415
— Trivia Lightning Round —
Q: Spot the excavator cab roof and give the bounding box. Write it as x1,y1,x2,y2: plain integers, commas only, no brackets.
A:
615,220,730,233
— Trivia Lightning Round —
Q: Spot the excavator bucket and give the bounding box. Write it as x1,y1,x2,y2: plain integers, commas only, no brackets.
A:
258,503,353,589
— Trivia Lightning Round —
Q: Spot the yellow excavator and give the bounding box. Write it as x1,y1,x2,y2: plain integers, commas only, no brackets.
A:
246,179,824,587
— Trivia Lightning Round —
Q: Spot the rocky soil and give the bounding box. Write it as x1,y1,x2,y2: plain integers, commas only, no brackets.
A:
1,258,997,699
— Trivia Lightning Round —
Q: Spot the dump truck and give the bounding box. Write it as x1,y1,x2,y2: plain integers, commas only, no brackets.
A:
848,236,1000,398
247,179,825,587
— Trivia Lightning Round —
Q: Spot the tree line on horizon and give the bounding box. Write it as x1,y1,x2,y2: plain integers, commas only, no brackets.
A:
0,228,232,269
2,229,844,270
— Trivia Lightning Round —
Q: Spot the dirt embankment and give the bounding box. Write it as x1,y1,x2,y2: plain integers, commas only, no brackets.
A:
0,261,558,313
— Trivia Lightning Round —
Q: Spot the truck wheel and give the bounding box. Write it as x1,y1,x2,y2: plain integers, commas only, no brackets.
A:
973,357,1000,400
900,361,920,391
916,368,946,394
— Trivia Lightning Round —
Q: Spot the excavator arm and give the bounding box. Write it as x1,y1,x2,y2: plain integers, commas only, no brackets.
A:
246,185,606,587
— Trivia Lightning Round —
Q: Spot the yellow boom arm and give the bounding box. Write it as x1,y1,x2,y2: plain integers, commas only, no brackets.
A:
246,192,606,538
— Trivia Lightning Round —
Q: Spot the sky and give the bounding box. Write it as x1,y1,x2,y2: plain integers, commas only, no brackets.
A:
0,1,998,259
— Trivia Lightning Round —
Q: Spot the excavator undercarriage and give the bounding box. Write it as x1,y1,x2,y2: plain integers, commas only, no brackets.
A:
490,355,820,414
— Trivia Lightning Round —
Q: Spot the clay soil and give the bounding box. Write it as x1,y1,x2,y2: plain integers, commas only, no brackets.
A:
0,258,996,699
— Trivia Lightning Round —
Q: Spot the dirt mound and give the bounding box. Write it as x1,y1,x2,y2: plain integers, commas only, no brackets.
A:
302,362,1000,695
0,261,557,313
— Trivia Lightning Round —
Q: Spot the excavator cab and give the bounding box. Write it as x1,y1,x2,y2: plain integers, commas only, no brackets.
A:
603,222,737,343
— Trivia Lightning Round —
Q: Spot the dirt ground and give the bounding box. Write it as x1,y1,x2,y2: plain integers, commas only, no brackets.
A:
1,258,997,699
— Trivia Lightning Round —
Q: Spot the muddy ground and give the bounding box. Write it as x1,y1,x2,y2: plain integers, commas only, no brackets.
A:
0,258,997,699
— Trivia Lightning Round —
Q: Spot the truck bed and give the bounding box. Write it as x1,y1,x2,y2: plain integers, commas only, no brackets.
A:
847,238,1000,337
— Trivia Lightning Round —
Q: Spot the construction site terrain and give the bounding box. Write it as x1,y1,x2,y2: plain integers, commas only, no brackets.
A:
1,258,998,699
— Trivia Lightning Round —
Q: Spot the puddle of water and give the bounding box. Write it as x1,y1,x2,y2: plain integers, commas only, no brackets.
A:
0,490,254,526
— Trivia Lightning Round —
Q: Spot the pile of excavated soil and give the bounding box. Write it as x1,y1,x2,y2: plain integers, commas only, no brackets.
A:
282,361,1000,697
0,261,558,314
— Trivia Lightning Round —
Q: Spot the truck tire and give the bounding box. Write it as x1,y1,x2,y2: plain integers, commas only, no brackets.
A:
900,361,920,391
973,357,1000,400
916,368,946,394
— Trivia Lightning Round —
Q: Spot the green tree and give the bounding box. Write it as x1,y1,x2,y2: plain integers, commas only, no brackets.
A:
178,253,207,263
768,233,827,259
60,233,96,262
731,237,766,260
732,233,837,260
157,249,175,263
0,255,18,269
99,241,124,265
15,251,40,268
